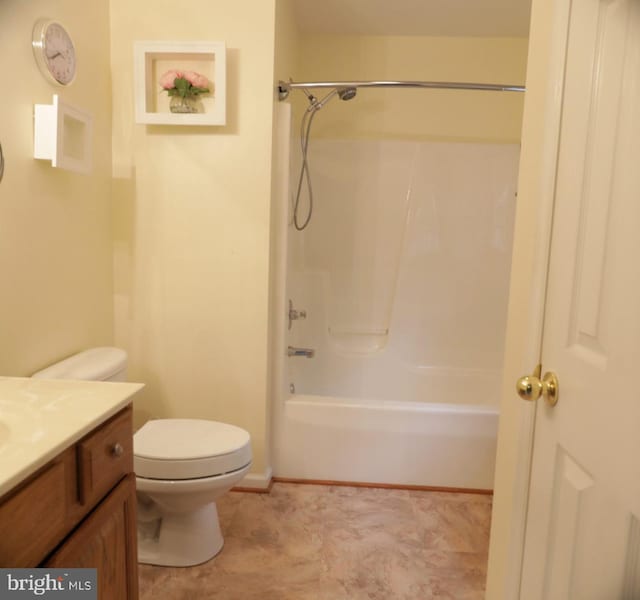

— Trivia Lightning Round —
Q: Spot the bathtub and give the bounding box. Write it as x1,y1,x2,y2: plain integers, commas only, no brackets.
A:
271,110,514,492
273,393,499,490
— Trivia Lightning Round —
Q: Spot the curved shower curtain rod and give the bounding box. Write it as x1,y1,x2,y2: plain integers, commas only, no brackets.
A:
277,79,525,100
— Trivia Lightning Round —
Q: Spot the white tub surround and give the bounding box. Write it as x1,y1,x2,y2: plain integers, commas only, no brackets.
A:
0,377,143,496
287,140,519,403
275,133,518,490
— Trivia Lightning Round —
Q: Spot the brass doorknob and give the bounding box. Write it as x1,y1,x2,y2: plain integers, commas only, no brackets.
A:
516,365,559,406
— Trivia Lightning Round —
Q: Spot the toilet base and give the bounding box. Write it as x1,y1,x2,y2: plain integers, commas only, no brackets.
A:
137,501,224,567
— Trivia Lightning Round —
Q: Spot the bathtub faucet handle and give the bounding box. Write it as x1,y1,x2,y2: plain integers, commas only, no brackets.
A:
288,299,307,329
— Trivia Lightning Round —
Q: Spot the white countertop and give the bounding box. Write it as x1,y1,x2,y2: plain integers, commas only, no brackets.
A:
0,377,144,497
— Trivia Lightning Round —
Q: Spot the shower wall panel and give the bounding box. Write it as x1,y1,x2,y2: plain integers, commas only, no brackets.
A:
288,139,519,406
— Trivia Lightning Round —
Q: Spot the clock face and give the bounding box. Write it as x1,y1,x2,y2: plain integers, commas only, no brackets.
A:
32,20,76,86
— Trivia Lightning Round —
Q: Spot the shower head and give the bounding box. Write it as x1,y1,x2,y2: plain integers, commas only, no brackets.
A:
308,87,358,111
338,87,357,101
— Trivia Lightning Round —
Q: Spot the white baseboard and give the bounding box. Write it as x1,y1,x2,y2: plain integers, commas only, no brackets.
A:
235,466,273,491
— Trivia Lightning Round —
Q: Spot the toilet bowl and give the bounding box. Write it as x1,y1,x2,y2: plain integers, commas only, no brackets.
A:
32,347,253,567
134,418,251,566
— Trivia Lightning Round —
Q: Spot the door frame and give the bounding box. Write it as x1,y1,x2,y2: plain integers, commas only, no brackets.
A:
485,0,575,596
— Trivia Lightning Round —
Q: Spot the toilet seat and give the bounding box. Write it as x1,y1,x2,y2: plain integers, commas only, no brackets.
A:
136,462,252,495
134,419,251,480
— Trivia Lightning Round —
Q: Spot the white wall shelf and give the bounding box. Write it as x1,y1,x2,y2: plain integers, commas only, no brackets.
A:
134,41,226,126
34,95,93,175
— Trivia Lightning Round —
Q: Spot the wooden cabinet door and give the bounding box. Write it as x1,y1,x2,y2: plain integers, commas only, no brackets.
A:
45,474,139,600
0,448,76,567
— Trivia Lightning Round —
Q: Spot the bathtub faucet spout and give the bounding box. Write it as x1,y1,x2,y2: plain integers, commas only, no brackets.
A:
287,346,315,358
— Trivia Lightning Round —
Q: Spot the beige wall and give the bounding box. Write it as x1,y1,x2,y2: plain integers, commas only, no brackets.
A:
275,0,301,81
269,0,300,463
0,0,114,376
296,34,528,142
111,0,277,479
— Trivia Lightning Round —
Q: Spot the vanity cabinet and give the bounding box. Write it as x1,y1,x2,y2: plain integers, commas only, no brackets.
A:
45,475,138,598
0,406,138,599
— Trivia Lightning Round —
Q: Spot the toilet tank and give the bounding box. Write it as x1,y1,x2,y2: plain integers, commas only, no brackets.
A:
32,347,128,382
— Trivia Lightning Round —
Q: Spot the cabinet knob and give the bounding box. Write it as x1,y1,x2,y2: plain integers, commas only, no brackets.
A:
111,443,124,458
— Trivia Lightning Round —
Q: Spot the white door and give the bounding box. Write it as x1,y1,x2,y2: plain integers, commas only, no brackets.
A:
519,0,640,597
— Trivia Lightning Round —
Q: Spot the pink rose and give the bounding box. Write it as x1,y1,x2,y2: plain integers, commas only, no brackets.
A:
183,71,209,89
159,70,183,89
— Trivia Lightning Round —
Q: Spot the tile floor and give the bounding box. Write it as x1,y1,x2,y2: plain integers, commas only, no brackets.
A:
138,483,492,600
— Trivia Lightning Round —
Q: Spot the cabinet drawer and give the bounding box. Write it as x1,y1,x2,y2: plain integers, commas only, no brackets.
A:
77,407,133,507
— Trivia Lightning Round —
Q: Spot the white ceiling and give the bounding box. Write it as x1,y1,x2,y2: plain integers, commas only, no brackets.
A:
293,0,531,38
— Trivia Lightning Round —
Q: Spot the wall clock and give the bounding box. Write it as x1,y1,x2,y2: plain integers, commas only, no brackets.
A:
32,19,77,86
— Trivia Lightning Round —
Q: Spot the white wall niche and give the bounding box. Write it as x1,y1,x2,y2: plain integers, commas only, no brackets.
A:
34,95,93,175
134,41,226,126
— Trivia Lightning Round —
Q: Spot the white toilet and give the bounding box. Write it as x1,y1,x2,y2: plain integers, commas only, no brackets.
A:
32,347,253,567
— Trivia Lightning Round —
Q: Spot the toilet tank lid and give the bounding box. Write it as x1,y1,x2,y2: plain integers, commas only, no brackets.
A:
32,347,127,381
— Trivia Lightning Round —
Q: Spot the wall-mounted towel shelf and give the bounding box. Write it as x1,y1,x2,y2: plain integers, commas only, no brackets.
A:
33,95,92,174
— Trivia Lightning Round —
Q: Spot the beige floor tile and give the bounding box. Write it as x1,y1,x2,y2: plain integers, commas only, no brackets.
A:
139,483,492,599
